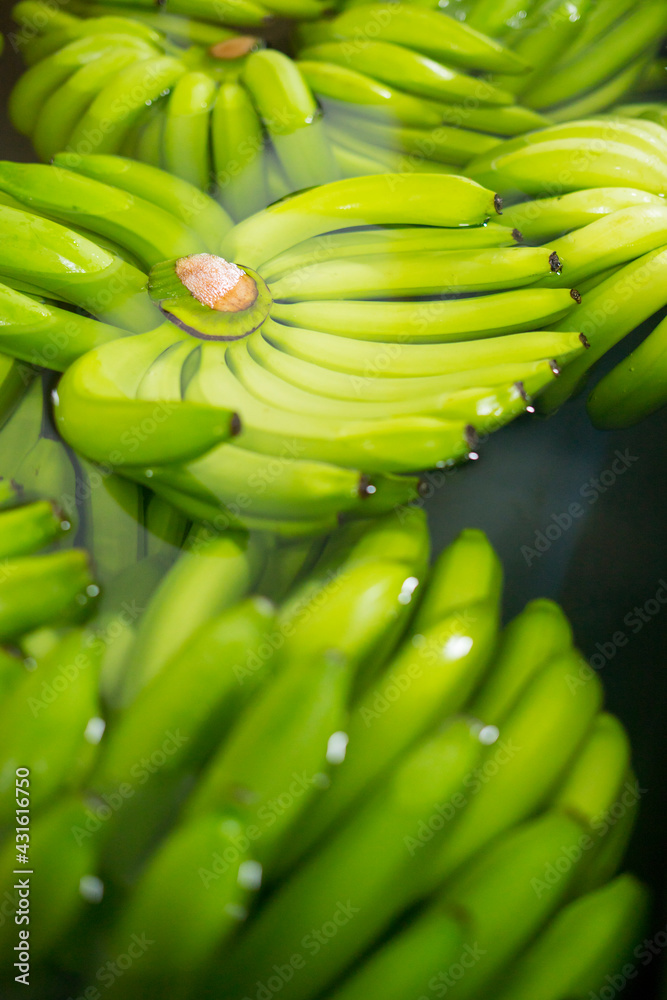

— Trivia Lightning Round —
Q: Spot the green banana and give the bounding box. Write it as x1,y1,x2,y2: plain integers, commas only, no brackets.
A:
0,161,203,270
31,47,144,163
96,596,277,789
53,326,240,467
107,813,252,978
538,244,667,412
52,153,232,251
117,527,265,703
426,650,603,885
0,551,94,643
255,317,586,377
0,499,66,560
66,54,187,156
269,245,562,299
467,119,667,196
186,649,349,868
470,598,573,722
143,492,190,559
498,186,665,243
0,628,101,822
278,600,499,873
260,222,522,280
587,313,667,428
297,60,446,128
162,71,218,191
493,875,649,1000
241,49,340,191
329,4,529,74
188,343,475,473
524,1,667,112
215,719,485,1000
0,798,99,961
212,81,268,222
221,173,500,267
8,33,160,136
270,287,579,341
0,204,157,332
0,280,129,371
297,39,515,105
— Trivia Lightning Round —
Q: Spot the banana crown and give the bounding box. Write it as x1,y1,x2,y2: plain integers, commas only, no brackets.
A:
149,255,272,340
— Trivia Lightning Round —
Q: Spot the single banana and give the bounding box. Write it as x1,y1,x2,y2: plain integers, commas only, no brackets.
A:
117,526,266,704
587,312,667,428
212,80,268,222
241,49,340,191
0,628,101,821
214,720,485,1000
0,499,66,560
54,325,241,467
51,152,234,252
0,204,158,332
269,245,561,299
297,39,515,105
0,281,127,371
329,4,529,75
498,186,665,243
470,598,573,723
278,601,499,873
492,875,649,1000
0,161,202,269
221,173,500,268
260,222,521,280
426,650,603,886
414,528,503,630
538,244,667,412
270,287,579,341
162,70,218,191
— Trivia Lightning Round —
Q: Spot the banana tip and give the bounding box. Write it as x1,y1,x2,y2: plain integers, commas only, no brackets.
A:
548,251,561,273
570,288,582,304
494,194,503,215
231,413,242,437
579,332,590,349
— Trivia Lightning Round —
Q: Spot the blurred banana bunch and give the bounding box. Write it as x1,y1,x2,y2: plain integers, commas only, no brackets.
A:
0,514,648,998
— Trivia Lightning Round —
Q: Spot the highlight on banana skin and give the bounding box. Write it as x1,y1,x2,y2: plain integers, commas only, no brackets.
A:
0,0,666,997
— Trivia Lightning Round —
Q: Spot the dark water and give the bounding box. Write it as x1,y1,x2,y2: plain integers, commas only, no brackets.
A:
1,7,666,996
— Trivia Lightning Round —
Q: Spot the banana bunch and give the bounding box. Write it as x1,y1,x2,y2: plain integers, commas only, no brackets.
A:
13,0,330,39
9,1,342,218
337,0,667,122
0,516,647,998
471,0,667,121
10,0,556,213
291,2,551,175
0,159,595,533
467,116,667,426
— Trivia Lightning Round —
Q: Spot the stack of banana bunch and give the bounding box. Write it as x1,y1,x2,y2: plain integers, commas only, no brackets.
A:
0,513,648,999
0,161,594,535
467,115,667,428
